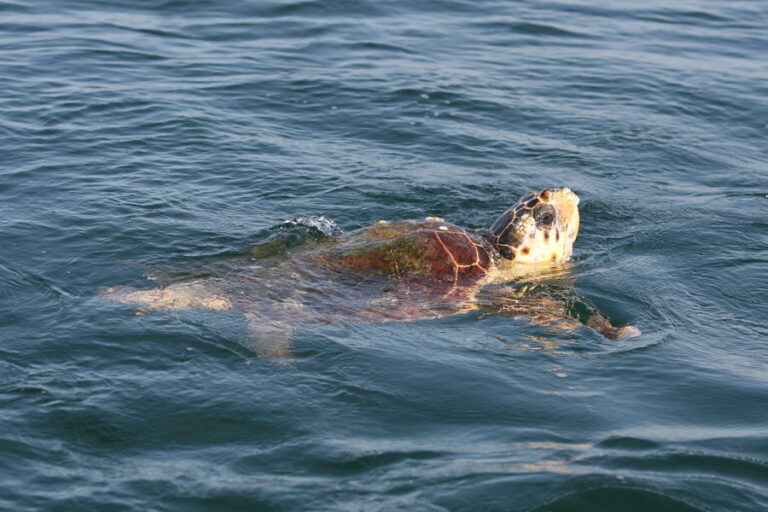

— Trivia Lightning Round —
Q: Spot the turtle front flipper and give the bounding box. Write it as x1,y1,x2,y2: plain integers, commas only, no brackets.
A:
585,314,641,340
477,286,640,340
476,286,566,324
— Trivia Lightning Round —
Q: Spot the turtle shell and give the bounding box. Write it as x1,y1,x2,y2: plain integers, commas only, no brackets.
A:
313,220,493,288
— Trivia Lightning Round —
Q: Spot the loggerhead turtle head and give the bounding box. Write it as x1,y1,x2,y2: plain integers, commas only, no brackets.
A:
488,187,580,264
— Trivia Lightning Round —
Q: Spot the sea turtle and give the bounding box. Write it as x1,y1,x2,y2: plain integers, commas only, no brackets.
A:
100,187,640,360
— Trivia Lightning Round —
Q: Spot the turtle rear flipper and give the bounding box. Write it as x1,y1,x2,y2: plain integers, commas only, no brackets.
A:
244,312,295,364
99,282,231,312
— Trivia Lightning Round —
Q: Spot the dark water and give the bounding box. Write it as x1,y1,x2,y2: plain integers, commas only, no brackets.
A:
2,0,767,510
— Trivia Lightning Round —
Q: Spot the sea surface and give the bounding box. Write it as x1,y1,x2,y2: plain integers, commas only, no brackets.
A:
2,0,767,510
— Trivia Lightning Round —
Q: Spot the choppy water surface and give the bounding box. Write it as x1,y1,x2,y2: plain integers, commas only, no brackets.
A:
2,0,767,510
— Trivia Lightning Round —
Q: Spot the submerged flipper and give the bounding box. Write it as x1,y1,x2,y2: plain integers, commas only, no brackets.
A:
101,280,301,361
244,312,295,362
99,282,232,312
585,313,641,339
477,286,640,340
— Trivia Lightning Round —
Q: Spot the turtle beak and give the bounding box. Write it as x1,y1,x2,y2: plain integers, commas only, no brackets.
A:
552,188,580,243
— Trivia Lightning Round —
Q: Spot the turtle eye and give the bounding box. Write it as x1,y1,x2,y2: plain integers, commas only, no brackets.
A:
534,204,556,227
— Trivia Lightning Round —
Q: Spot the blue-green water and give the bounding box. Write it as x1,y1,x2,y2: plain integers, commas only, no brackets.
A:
2,0,767,510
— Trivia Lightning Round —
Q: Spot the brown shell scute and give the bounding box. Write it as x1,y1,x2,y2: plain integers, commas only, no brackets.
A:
319,220,491,286
431,227,491,283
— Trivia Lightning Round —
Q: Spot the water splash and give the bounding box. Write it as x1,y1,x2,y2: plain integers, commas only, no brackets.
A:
280,215,344,237
248,215,343,259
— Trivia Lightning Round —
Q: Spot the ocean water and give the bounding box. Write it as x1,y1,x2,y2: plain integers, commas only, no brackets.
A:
2,0,767,510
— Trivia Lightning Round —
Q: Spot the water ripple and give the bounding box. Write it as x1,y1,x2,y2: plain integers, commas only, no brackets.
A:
1,0,767,509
